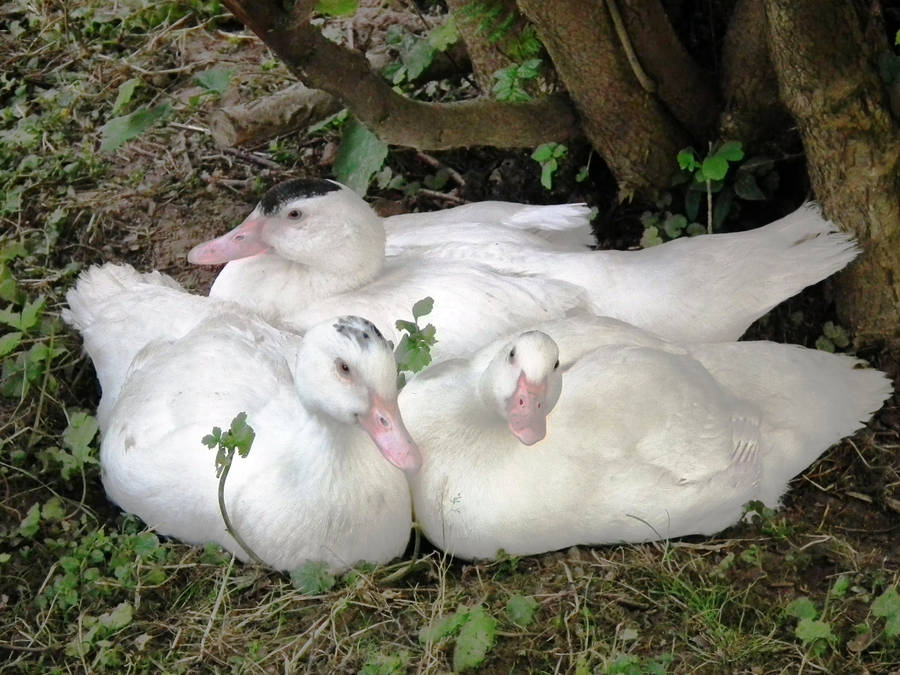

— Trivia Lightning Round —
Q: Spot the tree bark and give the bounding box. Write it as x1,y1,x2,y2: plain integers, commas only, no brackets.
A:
619,0,719,139
518,0,689,199
718,0,788,145
445,0,522,94
220,0,581,151
766,0,900,344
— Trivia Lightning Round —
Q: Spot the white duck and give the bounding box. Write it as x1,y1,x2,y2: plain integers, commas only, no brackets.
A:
402,315,891,559
188,179,858,344
64,264,421,572
189,180,587,362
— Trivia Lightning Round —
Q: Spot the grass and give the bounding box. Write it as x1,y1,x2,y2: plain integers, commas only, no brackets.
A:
1,1,899,672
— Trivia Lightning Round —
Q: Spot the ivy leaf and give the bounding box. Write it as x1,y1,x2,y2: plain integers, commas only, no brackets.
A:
100,103,171,153
784,596,818,620
452,605,497,672
316,0,358,16
334,118,388,195
505,593,538,627
290,561,336,594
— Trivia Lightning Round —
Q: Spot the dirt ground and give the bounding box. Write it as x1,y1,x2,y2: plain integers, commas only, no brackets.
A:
2,3,899,673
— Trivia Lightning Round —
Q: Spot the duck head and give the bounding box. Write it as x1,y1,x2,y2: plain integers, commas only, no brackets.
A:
480,331,563,446
295,315,422,475
188,179,386,269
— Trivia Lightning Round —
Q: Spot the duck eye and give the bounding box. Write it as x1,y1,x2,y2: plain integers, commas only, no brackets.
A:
554,359,560,370
508,348,516,361
336,359,351,377
287,208,302,219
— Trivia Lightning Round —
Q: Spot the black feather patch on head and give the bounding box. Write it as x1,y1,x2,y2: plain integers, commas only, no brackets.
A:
258,179,341,216
333,316,386,349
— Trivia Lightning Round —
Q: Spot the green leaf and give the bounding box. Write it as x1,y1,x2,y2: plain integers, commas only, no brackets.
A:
701,154,730,182
872,588,900,620
19,295,45,331
686,222,706,236
575,165,589,183
402,38,435,80
734,171,767,201
19,502,41,537
677,147,699,171
359,650,410,675
100,104,171,153
531,143,555,163
2,188,23,215
133,532,160,557
540,159,558,190
316,0,358,16
225,412,255,457
505,593,538,627
0,331,22,357
662,213,687,239
0,263,18,303
785,596,818,620
419,606,470,644
194,68,234,96
716,140,744,162
795,618,836,647
334,118,388,195
640,225,663,248
41,497,66,521
290,561,336,594
815,336,836,353
712,186,734,230
112,78,141,114
64,412,99,455
428,16,459,51
412,297,434,320
452,606,497,672
98,602,134,631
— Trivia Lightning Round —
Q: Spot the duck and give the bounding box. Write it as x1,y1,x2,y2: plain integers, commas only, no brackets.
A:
188,179,858,344
402,314,891,560
64,263,421,572
189,180,588,362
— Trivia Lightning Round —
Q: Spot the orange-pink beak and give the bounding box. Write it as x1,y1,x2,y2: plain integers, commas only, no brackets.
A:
506,374,549,446
187,218,270,264
357,394,422,475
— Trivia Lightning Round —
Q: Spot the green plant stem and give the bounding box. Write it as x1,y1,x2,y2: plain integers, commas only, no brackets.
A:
217,456,265,565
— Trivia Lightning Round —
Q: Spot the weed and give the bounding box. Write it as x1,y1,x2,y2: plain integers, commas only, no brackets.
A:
532,142,568,190
394,297,437,385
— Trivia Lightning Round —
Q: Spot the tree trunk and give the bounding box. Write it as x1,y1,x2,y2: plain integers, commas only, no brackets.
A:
718,0,788,145
518,0,689,199
619,0,719,139
220,0,581,150
766,0,900,345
